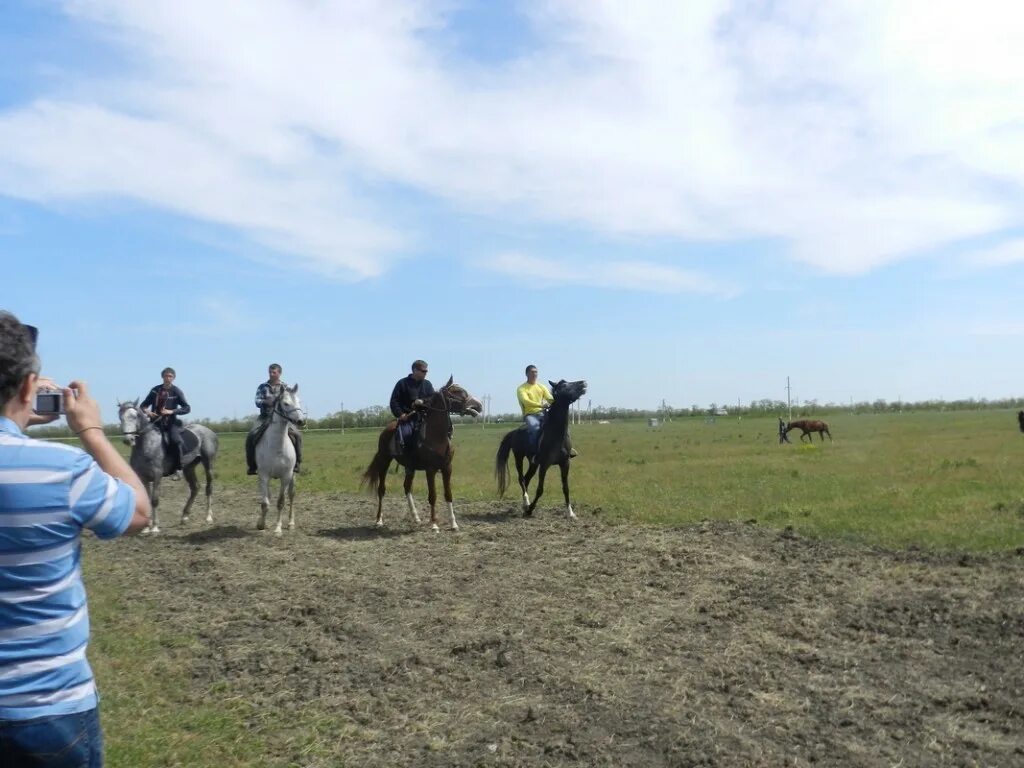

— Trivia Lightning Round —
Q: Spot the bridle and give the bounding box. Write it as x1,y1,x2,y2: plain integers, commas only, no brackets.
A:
272,390,305,427
119,404,158,437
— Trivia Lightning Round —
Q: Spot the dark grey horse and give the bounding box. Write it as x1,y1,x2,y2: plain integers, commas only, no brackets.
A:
118,400,219,533
1018,410,1024,433
495,379,587,519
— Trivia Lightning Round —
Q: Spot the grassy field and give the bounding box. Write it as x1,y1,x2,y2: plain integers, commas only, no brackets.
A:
202,409,1024,551
77,409,1024,767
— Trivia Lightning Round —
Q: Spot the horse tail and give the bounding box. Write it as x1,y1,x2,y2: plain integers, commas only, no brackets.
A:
360,430,391,495
495,430,516,496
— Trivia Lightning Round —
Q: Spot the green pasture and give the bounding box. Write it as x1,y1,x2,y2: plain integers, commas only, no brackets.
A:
204,409,1024,551
80,409,1024,766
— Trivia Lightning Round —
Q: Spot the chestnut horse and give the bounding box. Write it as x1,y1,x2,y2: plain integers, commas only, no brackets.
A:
785,419,832,442
361,377,481,532
495,379,587,519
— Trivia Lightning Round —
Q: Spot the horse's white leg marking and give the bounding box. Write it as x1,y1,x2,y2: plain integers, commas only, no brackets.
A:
567,503,577,520
448,501,459,532
406,492,421,524
521,492,530,512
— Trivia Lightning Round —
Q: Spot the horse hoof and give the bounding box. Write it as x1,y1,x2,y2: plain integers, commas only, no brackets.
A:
150,527,160,535
431,524,440,533
181,516,190,524
375,520,384,528
205,516,213,524
450,524,459,532
274,529,283,537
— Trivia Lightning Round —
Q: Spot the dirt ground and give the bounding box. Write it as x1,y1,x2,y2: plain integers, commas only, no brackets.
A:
91,483,1024,767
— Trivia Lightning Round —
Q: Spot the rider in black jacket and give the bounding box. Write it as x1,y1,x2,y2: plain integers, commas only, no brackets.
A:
390,360,434,452
140,367,190,474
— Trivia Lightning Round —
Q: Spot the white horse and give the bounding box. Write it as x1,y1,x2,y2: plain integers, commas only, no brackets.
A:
255,384,306,535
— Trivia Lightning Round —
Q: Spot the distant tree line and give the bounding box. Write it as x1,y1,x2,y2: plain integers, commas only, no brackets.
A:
25,395,1024,440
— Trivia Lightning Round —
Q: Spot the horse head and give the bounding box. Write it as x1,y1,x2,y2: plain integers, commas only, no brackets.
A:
439,376,483,417
277,384,306,428
117,399,144,446
549,379,588,405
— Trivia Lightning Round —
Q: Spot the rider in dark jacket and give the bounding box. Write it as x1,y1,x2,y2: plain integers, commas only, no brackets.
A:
140,367,190,474
390,360,434,452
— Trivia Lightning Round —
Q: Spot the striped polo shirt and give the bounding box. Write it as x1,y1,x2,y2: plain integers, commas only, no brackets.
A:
0,416,136,720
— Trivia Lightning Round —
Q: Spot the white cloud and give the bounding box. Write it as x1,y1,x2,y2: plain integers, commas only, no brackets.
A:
0,0,1020,282
961,238,1024,268
485,251,731,295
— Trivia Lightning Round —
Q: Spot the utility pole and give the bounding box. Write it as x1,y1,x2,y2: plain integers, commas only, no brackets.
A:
786,377,792,422
340,401,344,435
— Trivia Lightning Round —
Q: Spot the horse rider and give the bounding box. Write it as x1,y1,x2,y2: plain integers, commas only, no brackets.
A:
140,366,190,477
778,417,791,444
517,364,577,458
246,363,303,475
390,359,434,455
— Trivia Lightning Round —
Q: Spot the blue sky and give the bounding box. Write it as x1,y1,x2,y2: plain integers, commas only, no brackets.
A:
3,0,1023,421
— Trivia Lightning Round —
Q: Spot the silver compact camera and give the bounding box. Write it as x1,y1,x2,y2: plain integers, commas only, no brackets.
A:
34,391,65,415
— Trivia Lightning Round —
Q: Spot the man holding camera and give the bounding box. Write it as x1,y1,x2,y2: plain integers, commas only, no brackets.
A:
140,367,190,478
0,310,151,765
246,363,303,475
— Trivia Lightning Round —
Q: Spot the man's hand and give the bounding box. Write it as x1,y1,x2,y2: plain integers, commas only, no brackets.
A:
413,398,424,408
160,408,175,416
63,380,103,434
398,412,410,422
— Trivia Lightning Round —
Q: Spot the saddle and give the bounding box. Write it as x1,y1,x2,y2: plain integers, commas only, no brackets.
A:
252,419,299,448
160,428,201,473
388,418,427,460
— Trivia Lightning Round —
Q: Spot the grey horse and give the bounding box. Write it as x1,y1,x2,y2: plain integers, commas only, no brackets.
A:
118,400,219,534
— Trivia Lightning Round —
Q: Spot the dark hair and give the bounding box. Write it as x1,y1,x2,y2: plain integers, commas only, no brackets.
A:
0,311,40,409
525,364,538,376
268,363,282,373
412,360,428,372
161,367,176,378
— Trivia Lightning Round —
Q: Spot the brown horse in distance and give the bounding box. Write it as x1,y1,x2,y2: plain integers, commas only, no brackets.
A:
785,419,832,442
361,377,482,532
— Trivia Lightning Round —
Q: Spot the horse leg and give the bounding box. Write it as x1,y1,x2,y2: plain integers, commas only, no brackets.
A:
286,474,296,531
442,464,458,532
426,469,439,532
257,473,270,530
203,458,215,523
180,464,199,523
374,454,389,528
516,452,536,513
525,464,549,517
148,479,161,534
274,473,290,536
559,460,576,520
404,469,421,525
